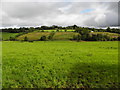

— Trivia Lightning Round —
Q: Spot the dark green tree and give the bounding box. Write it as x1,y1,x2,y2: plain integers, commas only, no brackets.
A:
106,27,111,32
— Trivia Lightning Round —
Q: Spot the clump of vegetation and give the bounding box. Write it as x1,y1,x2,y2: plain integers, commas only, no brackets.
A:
64,29,67,32
48,32,55,40
118,36,120,41
28,40,34,42
24,36,28,41
73,28,119,41
72,34,81,41
76,28,90,40
56,29,59,32
41,30,44,32
40,35,47,41
9,37,16,41
89,34,111,41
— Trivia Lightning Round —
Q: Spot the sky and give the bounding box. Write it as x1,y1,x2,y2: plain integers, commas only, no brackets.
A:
0,0,119,28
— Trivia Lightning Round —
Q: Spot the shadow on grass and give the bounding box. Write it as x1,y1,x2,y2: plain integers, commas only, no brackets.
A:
66,62,119,88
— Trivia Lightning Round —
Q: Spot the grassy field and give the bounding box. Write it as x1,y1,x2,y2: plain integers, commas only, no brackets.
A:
34,29,75,32
2,41,119,88
91,32,120,38
1,32,19,40
16,31,120,41
16,32,78,41
1,30,119,41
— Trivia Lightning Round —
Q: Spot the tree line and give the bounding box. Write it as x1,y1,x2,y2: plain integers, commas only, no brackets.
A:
1,25,120,34
8,30,120,42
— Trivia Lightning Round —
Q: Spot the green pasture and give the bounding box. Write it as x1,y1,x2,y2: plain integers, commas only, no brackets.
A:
1,32,19,40
2,41,119,88
91,32,120,37
35,29,75,32
16,31,120,41
16,32,78,41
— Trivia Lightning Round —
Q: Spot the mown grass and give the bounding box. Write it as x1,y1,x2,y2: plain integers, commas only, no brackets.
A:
2,41,119,88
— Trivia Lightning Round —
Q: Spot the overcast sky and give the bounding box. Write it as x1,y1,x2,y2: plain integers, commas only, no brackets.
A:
0,0,119,28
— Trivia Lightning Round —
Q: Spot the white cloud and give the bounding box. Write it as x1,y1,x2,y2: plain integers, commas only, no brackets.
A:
1,0,119,2
1,1,118,27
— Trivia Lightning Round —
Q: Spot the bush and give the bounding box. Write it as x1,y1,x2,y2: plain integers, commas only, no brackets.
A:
118,36,120,41
41,30,44,32
40,35,47,41
28,40,34,42
9,37,16,41
24,36,28,41
112,37,118,41
56,29,59,32
64,29,67,32
72,32,118,41
48,35,52,40
48,32,55,40
81,34,87,40
75,28,90,35
89,34,112,41
72,34,81,41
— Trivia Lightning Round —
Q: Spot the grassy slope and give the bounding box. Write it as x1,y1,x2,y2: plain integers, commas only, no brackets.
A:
16,31,120,41
91,32,120,37
1,32,19,40
2,41,118,88
53,32,78,40
17,32,50,40
17,32,78,41
35,29,74,32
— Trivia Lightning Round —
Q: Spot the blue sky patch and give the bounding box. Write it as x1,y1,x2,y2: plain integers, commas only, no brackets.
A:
80,9,95,14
